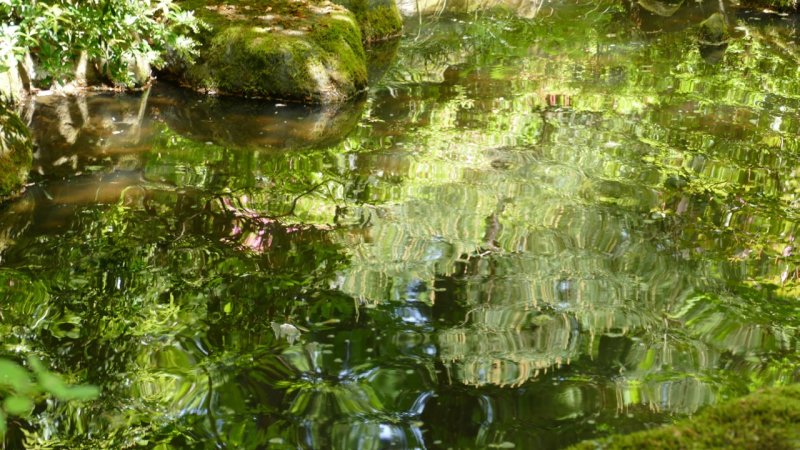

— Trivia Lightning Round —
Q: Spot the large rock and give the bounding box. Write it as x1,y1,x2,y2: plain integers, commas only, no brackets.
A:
171,0,368,104
333,0,404,42
0,105,33,200
699,12,730,45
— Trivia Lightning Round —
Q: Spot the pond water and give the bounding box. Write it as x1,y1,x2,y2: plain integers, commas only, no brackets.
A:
3,1,800,448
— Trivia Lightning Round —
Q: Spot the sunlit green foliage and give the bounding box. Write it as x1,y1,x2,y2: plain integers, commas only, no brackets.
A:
0,192,350,446
0,357,99,442
2,0,800,448
0,0,202,86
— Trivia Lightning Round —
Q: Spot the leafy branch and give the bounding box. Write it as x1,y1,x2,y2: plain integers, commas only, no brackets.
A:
0,357,99,440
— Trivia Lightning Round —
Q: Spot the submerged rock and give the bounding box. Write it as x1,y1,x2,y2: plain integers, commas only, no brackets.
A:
0,105,33,200
637,0,684,17
170,0,369,104
699,41,727,64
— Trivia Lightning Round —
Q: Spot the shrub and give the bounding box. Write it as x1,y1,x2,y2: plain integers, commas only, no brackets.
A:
0,0,203,87
0,357,99,442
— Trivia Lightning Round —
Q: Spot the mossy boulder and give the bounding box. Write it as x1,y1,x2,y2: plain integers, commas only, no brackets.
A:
699,12,730,45
0,105,33,200
333,0,404,42
569,385,800,450
171,0,368,104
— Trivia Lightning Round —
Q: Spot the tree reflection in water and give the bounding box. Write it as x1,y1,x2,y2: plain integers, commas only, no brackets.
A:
2,1,800,448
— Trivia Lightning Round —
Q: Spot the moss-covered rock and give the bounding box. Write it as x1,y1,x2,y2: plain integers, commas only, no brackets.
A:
569,385,800,450
0,105,33,200
171,0,368,104
333,0,404,42
699,12,730,45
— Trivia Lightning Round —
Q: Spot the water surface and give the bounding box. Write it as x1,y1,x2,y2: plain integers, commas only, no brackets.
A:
2,1,800,448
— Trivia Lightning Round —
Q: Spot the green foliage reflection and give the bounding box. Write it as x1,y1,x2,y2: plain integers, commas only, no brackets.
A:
0,357,99,443
3,1,800,448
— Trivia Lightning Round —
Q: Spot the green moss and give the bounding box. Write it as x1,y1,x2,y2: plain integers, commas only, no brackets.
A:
363,5,403,42
334,0,403,42
310,9,368,82
699,12,729,45
570,385,800,450
171,0,368,103
0,106,32,200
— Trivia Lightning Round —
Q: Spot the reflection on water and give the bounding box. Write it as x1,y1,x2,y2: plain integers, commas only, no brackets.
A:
2,1,800,448
396,0,545,18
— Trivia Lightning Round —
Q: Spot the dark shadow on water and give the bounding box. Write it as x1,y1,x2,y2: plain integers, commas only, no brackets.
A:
26,82,368,182
152,83,368,150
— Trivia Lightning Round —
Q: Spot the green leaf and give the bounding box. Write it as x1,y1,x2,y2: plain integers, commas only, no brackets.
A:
27,356,100,401
28,357,70,399
3,395,33,416
63,385,100,401
0,411,6,439
0,359,33,393
37,372,71,400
